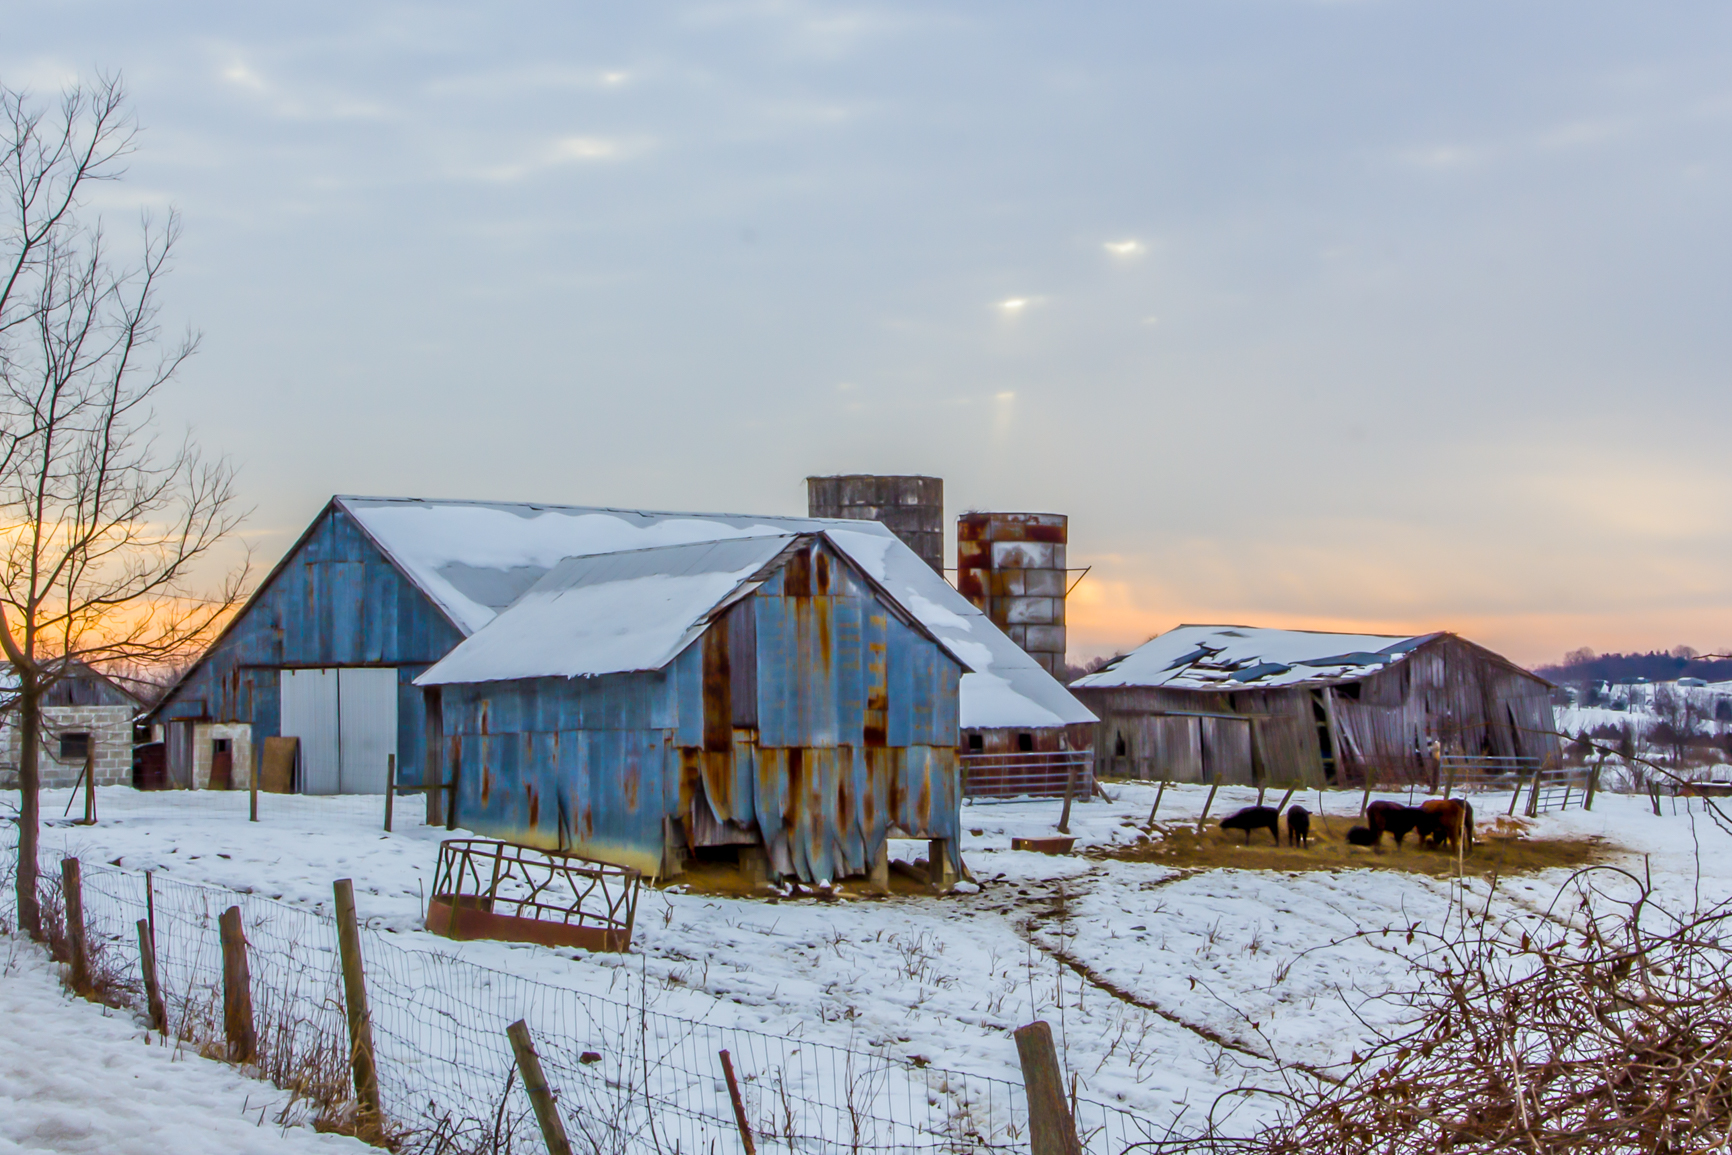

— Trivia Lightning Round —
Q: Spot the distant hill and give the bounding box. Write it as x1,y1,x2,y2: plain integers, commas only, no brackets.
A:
1536,649,1732,686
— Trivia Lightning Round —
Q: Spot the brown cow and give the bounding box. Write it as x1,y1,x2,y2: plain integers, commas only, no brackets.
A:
1420,798,1474,851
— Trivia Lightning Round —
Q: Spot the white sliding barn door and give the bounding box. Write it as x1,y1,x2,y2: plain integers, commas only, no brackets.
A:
279,667,398,795
280,669,340,794
338,668,397,794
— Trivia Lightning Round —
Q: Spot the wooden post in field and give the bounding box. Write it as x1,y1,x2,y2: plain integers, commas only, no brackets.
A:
1014,1021,1083,1155
1146,774,1169,826
869,840,890,895
81,750,96,825
384,754,396,833
218,905,257,1062
1585,753,1605,811
1056,756,1077,835
1359,767,1376,818
719,1048,756,1155
61,858,90,994
136,918,166,1032
1195,782,1220,834
1274,785,1296,815
249,742,259,822
507,1020,573,1155
334,879,383,1132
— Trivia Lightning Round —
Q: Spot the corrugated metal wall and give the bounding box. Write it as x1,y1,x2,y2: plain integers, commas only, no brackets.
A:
440,537,963,883
152,503,464,789
1076,635,1561,787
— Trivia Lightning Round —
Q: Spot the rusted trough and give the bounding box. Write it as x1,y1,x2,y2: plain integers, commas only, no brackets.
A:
425,838,640,953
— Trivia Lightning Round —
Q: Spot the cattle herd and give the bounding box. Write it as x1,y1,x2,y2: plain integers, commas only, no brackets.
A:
1218,797,1474,852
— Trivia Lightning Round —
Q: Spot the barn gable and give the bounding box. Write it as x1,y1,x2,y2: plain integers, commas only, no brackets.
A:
149,500,465,787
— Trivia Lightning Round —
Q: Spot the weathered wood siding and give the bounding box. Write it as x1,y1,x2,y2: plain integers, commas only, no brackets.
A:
1075,635,1560,787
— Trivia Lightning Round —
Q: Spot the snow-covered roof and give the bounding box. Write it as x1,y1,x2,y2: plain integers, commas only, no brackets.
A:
1072,624,1439,691
417,536,798,685
338,497,1095,728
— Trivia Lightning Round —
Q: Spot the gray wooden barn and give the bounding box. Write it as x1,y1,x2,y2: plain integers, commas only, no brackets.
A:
1071,625,1560,787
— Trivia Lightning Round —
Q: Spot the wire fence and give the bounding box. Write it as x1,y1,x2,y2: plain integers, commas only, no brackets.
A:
0,827,1160,1155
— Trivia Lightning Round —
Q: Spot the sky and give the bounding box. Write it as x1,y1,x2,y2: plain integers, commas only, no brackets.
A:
8,1,1732,669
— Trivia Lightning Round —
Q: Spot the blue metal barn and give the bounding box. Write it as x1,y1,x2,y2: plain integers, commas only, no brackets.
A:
149,497,1094,882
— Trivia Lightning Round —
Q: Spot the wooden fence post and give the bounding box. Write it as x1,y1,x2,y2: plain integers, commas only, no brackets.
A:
81,750,96,825
384,754,396,833
1273,785,1297,816
61,858,90,994
136,918,166,1032
719,1048,756,1155
334,879,383,1132
1359,767,1376,818
1146,774,1169,826
250,742,259,822
218,905,257,1062
507,1020,574,1155
1195,782,1220,833
1014,1021,1083,1155
1056,757,1077,835
1585,755,1604,811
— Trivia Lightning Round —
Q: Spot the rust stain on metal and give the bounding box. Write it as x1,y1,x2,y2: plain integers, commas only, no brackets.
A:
814,549,831,594
526,783,539,828
784,547,811,597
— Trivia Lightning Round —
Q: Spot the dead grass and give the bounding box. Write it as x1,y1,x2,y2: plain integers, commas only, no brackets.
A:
1093,813,1610,879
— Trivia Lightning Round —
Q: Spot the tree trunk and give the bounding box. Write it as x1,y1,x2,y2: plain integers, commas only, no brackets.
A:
16,677,42,939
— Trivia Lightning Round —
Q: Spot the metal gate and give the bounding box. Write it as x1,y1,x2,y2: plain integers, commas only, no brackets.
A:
279,667,397,795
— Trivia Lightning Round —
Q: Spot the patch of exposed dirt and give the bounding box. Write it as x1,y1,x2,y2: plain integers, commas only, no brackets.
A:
1092,814,1612,879
656,858,937,900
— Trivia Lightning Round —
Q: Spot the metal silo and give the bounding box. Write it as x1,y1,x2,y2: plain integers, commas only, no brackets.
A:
805,475,944,573
956,512,1068,678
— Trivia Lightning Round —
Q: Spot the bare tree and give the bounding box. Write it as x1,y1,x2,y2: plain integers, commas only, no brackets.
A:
1,76,247,938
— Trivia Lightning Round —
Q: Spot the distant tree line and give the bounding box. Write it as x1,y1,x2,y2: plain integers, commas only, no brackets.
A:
1536,645,1732,686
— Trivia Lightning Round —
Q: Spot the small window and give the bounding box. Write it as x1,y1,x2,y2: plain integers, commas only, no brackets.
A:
1017,732,1034,753
967,733,984,752
59,732,90,761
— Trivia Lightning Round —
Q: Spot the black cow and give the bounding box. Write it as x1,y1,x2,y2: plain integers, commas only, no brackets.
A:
1219,805,1281,845
1286,805,1311,847
1347,825,1378,847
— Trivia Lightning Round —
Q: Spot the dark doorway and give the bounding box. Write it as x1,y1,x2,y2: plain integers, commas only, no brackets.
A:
210,737,233,791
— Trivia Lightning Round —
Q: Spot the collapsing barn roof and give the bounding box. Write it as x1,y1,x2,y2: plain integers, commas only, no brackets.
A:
337,497,1093,729
1073,624,1443,691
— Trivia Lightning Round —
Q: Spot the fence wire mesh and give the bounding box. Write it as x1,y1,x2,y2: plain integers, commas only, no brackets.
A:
0,825,1157,1155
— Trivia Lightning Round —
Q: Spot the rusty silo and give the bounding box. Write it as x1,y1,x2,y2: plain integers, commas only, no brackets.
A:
956,513,1068,678
806,475,944,573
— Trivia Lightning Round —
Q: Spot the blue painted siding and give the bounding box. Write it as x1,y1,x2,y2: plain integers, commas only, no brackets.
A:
152,503,465,786
441,673,674,873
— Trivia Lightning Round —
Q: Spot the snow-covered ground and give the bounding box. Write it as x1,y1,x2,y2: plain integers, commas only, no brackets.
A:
0,936,371,1155
5,782,1728,1135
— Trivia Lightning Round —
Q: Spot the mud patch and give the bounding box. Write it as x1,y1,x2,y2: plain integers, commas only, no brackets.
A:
1093,814,1611,879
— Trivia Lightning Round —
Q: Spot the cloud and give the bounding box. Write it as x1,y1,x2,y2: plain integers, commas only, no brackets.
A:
212,55,396,122
1398,143,1487,170
1102,239,1144,258
458,133,652,182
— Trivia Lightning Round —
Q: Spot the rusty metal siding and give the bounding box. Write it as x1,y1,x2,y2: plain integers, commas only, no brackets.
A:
436,535,965,883
443,674,674,874
153,504,464,789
